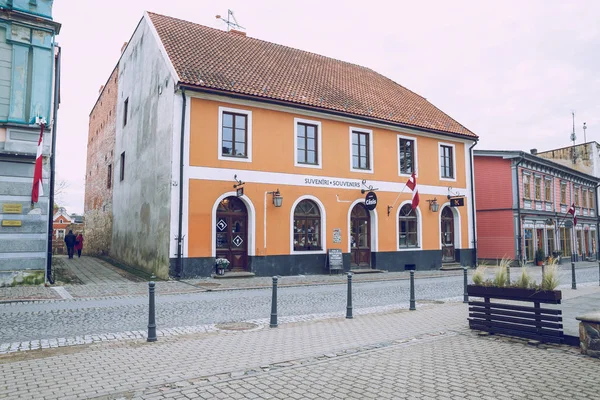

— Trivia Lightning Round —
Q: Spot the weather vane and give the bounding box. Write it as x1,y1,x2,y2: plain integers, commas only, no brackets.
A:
216,9,245,32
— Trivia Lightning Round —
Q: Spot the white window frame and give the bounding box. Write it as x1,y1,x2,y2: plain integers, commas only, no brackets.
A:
544,177,552,202
294,118,322,169
349,127,374,174
438,142,456,182
289,195,327,255
218,106,253,163
396,201,422,251
57,229,65,238
397,134,418,177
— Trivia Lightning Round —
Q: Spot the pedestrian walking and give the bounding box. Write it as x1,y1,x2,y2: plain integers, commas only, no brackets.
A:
75,233,84,258
64,229,76,259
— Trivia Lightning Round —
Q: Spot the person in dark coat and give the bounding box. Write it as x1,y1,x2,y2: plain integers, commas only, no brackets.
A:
75,233,84,258
64,230,76,259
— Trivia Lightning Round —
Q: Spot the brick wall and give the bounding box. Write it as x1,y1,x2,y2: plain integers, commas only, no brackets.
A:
83,66,118,254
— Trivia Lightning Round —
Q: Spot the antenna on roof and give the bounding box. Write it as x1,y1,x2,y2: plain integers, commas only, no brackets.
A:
215,9,245,32
570,111,577,164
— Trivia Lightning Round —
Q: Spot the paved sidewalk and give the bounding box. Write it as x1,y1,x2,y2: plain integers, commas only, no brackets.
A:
1,301,598,399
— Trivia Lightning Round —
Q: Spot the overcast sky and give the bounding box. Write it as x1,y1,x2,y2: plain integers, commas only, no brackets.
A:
52,0,600,214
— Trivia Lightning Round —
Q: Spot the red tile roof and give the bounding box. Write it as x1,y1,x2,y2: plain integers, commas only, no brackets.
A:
147,12,477,138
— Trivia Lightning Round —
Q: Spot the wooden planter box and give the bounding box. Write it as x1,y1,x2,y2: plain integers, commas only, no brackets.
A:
467,285,561,304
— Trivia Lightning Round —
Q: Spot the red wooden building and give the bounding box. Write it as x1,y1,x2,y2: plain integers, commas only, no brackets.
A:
474,150,599,263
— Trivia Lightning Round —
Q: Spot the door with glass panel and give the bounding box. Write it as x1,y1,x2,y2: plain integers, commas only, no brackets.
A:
350,203,371,267
441,207,455,262
215,197,248,271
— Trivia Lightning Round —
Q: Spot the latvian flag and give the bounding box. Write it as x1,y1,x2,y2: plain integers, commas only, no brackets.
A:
31,123,45,204
406,172,420,209
568,203,577,226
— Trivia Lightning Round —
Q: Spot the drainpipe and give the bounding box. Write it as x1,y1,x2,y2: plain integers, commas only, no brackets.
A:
514,154,525,262
469,141,477,266
45,45,61,285
594,183,600,261
176,90,186,278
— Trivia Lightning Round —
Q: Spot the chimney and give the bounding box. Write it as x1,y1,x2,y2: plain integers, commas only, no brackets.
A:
121,41,128,53
99,85,104,94
530,148,538,155
229,29,246,37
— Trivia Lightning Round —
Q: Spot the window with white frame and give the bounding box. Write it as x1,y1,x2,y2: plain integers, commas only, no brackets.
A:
545,178,552,201
439,143,455,179
398,136,416,176
523,173,531,199
350,127,373,172
534,176,541,200
574,186,580,207
218,107,252,162
294,118,322,168
293,200,322,251
582,188,588,208
560,182,567,204
398,204,418,248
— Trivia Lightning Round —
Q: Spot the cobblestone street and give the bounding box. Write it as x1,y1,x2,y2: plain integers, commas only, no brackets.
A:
1,301,599,399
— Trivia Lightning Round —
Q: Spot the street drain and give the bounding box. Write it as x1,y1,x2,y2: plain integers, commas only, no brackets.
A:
215,322,259,331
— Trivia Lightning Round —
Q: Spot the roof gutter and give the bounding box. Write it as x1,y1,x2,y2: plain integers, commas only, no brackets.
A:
178,84,479,142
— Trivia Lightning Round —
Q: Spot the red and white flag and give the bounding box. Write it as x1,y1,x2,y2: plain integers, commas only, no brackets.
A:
406,172,420,209
568,203,577,226
31,123,45,204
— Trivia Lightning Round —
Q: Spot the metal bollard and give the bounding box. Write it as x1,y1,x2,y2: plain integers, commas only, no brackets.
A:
270,276,278,328
346,272,353,319
571,262,577,290
147,281,157,342
598,261,600,287
506,264,511,285
409,270,416,311
463,266,469,303
541,264,545,280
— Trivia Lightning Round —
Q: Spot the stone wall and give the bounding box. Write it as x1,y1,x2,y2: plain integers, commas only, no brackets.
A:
578,313,600,358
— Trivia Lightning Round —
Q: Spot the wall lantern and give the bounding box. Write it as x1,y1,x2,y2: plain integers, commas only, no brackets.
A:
427,198,440,212
272,189,283,207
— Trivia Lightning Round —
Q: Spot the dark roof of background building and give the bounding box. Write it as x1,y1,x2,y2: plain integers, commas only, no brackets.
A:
147,12,477,139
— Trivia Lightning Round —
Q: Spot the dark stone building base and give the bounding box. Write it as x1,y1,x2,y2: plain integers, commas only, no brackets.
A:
170,248,477,278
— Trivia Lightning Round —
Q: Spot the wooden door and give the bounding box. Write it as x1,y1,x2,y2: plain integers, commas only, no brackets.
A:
441,207,455,262
215,197,248,271
350,203,371,267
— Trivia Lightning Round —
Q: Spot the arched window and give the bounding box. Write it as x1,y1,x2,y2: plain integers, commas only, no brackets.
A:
293,200,322,251
399,204,418,248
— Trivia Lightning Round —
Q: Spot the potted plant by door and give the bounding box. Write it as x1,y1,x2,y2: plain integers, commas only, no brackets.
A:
535,248,545,266
215,258,230,275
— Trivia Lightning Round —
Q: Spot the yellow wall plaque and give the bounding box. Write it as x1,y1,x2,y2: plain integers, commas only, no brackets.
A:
2,204,22,214
1,220,22,227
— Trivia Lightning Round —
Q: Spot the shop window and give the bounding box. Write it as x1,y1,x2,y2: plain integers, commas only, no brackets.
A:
293,200,322,251
439,143,455,179
534,177,541,200
350,127,373,172
524,228,534,261
523,174,531,199
398,136,416,176
577,230,584,256
398,204,418,248
545,178,552,201
294,118,321,168
560,182,567,204
560,227,572,257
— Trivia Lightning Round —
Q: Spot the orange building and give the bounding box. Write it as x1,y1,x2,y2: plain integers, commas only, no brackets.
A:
97,12,479,278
